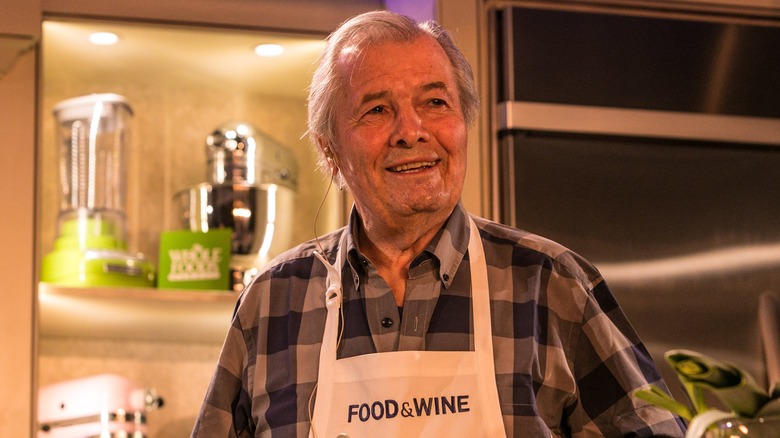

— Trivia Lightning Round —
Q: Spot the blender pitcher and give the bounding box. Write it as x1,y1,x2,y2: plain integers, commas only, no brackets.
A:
41,93,155,287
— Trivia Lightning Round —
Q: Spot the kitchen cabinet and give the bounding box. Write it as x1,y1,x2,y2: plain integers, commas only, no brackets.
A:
35,15,349,438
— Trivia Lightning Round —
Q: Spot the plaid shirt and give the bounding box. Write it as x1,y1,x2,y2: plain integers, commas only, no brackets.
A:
193,203,685,437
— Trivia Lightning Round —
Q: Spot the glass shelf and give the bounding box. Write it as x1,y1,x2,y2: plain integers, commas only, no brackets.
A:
38,283,238,344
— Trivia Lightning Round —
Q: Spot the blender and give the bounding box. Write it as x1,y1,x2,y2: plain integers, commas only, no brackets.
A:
41,93,155,287
174,121,297,291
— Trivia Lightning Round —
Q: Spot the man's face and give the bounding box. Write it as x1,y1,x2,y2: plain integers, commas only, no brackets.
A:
329,36,468,226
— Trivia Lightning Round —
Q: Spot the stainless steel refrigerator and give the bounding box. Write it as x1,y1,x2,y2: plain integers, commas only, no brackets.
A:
489,2,780,404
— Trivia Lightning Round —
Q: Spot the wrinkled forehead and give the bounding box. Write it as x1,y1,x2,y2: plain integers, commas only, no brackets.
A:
335,34,439,82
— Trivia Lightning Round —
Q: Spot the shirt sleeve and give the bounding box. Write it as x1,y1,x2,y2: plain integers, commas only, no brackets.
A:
571,279,686,437
191,309,255,438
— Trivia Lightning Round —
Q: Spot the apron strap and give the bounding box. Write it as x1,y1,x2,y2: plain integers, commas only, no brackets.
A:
467,216,506,436
310,233,349,438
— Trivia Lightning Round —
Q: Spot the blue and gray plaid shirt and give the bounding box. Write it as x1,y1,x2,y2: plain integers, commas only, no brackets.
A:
193,203,685,437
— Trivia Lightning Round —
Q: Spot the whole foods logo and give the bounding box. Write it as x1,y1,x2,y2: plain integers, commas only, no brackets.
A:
167,243,223,281
346,395,470,423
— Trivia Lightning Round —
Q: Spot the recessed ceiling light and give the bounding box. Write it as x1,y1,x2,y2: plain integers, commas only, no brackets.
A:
89,32,119,46
254,43,284,57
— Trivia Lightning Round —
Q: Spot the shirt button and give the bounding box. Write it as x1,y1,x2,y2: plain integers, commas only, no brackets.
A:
381,318,393,328
442,273,450,282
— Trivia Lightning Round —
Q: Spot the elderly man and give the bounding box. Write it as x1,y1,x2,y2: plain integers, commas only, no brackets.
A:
193,10,685,437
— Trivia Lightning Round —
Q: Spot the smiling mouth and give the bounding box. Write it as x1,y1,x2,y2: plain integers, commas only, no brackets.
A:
388,161,438,172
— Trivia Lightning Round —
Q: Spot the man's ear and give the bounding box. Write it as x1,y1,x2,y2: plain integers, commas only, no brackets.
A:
317,137,337,170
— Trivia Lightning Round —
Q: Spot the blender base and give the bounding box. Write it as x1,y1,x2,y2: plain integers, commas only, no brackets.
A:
41,248,156,288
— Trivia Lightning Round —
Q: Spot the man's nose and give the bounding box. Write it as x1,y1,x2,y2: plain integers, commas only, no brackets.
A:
390,107,430,147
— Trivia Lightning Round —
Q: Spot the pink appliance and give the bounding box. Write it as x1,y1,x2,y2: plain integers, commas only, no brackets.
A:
38,374,163,438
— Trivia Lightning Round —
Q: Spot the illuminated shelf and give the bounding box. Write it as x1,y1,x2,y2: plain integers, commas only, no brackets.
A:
38,283,238,344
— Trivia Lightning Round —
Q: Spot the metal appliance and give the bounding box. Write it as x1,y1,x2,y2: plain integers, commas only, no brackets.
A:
174,121,297,291
490,3,780,407
38,374,163,438
40,93,155,287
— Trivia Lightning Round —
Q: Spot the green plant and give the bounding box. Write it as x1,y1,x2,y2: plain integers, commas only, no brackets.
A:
633,350,780,437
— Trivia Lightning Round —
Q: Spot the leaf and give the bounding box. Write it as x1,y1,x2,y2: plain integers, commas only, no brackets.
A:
665,349,770,417
633,385,694,421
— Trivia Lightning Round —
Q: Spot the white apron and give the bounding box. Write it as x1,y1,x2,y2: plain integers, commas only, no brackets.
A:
309,218,506,438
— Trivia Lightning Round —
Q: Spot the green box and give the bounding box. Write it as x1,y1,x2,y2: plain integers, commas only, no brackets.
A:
157,229,232,290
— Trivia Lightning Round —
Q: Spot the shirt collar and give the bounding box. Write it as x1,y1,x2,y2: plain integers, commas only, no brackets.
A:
429,202,469,289
343,202,470,289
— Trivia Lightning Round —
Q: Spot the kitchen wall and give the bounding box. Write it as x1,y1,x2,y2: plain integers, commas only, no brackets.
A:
0,0,39,434
0,48,37,438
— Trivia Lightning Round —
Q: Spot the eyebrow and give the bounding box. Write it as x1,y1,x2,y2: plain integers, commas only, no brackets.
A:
359,91,388,107
358,81,451,107
421,81,448,93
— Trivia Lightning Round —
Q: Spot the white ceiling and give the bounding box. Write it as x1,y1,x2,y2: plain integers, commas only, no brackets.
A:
42,19,327,99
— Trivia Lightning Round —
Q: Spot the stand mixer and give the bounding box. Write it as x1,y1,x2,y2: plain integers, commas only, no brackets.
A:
174,121,297,291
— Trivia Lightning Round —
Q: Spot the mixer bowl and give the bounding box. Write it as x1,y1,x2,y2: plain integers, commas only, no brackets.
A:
174,181,295,266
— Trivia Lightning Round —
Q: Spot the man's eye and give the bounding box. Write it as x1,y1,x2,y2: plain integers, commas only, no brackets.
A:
429,98,447,107
366,106,384,115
